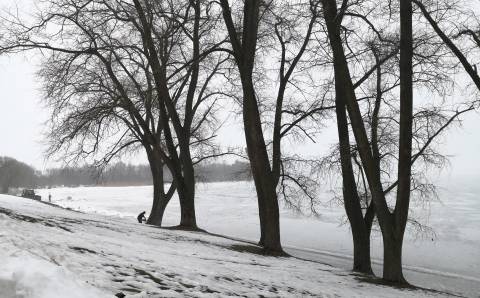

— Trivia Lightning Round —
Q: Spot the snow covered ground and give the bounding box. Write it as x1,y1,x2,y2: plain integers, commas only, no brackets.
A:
34,181,480,297
0,194,451,297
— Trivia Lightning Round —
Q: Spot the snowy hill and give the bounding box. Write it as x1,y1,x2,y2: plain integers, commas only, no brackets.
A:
0,195,452,297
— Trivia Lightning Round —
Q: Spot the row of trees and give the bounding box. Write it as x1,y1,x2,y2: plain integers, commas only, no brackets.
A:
1,0,479,285
0,157,38,194
0,158,251,191
46,160,251,186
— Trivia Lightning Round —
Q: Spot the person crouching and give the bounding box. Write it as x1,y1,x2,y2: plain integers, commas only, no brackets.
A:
137,211,146,223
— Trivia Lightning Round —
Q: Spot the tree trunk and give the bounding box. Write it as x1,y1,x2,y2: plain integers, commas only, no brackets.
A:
382,232,406,283
174,154,197,229
257,196,266,246
246,128,282,254
177,173,197,230
219,0,283,254
147,165,168,226
145,149,171,227
352,227,372,274
382,0,413,284
323,0,373,274
261,187,282,254
337,102,373,274
242,76,283,254
254,185,281,254
321,0,414,283
339,109,373,274
147,192,168,226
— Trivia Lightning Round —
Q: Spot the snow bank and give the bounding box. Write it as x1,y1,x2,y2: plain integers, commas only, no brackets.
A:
0,203,107,298
0,253,106,298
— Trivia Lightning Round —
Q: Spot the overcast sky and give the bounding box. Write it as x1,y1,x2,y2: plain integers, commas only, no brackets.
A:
0,1,479,181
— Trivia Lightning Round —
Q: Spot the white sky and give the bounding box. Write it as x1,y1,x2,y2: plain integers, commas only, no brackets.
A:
0,1,478,180
0,54,49,169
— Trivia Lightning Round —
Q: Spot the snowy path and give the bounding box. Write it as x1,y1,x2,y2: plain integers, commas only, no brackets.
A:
0,195,456,297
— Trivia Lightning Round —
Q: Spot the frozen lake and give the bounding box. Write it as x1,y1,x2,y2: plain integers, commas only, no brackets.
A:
37,181,480,296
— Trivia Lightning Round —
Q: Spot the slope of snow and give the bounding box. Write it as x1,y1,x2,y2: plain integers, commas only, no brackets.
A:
0,194,449,297
36,182,480,282
0,253,108,298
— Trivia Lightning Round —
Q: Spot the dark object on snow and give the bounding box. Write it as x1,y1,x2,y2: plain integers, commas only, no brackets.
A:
115,293,126,298
137,211,146,223
21,189,41,201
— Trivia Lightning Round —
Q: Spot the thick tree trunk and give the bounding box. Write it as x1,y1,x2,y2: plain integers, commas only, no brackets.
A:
177,160,198,230
146,150,170,226
177,173,197,230
147,191,168,226
382,232,406,283
352,227,372,274
177,0,199,231
147,171,167,226
257,197,266,246
255,186,281,254
261,188,282,254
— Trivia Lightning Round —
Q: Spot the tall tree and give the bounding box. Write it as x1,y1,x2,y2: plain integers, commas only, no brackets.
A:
219,0,322,254
130,0,230,229
321,0,380,274
319,0,474,282
219,0,283,253
0,0,226,228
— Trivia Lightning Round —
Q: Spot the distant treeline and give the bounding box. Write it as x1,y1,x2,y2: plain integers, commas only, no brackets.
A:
0,156,251,193
0,157,39,193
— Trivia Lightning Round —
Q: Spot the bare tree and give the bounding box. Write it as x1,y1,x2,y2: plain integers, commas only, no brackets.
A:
413,0,480,97
130,0,233,229
319,0,477,282
0,0,227,228
218,0,325,254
